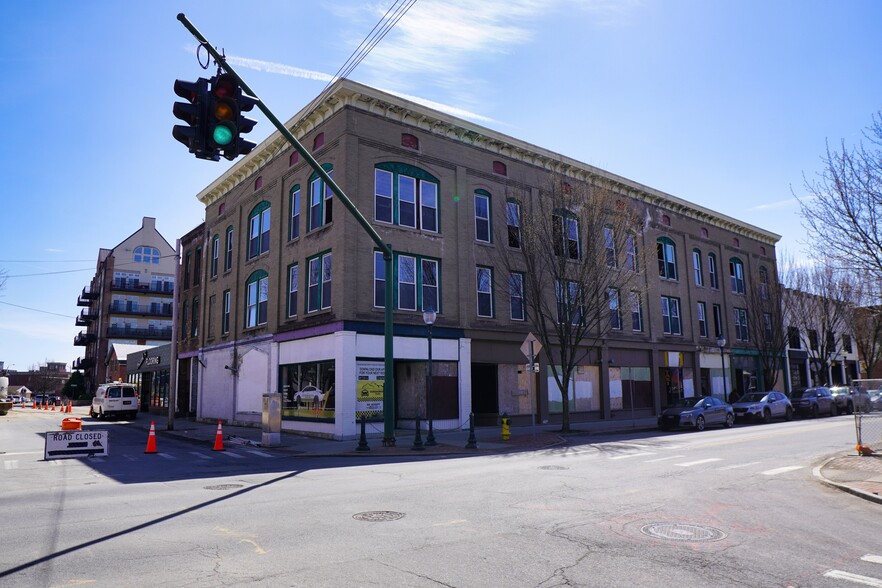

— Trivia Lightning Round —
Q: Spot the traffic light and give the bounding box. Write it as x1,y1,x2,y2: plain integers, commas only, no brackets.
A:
172,78,218,161
207,73,258,161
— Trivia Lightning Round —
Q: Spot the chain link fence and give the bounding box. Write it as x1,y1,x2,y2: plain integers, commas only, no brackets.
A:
853,379,882,453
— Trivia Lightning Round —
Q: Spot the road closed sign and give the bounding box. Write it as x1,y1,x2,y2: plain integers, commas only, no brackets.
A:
44,430,109,460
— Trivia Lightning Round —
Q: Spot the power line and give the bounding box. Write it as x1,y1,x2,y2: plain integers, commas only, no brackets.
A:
0,300,75,319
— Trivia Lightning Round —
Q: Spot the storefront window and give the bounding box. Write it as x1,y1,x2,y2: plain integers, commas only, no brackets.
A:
279,360,335,420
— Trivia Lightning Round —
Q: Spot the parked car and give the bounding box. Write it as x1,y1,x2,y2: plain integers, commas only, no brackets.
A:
731,391,793,423
90,383,139,420
789,387,837,418
829,386,872,414
10,395,22,406
658,396,735,431
868,390,882,412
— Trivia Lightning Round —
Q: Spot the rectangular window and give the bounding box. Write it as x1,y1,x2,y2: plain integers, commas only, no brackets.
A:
184,252,191,288
307,252,332,313
398,175,416,228
375,169,393,223
843,334,853,353
222,290,230,335
625,235,638,272
476,267,494,318
608,288,621,330
475,193,491,242
692,250,703,286
734,307,749,341
224,228,233,272
556,280,583,325
788,326,800,349
553,215,580,259
506,201,521,248
697,302,708,338
211,236,219,278
309,172,333,231
287,264,299,318
730,259,745,294
289,188,301,240
193,248,202,286
509,272,525,321
374,251,385,308
181,301,189,338
713,304,723,338
661,296,682,335
809,329,819,350
208,295,215,338
763,312,773,342
657,240,677,280
398,255,417,311
604,227,616,268
191,297,199,337
708,254,718,289
630,291,643,332
420,180,438,232
246,276,269,328
421,258,438,312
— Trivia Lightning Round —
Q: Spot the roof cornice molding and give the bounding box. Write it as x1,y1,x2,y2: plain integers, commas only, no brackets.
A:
196,79,780,245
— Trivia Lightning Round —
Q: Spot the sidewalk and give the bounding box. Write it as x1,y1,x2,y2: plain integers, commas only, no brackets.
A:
816,452,882,506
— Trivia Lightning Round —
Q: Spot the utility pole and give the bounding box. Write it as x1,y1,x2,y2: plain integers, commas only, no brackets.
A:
176,14,398,445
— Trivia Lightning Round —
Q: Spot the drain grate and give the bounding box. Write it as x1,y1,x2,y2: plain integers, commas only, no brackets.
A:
640,523,726,542
204,484,244,491
353,511,405,522
538,465,569,470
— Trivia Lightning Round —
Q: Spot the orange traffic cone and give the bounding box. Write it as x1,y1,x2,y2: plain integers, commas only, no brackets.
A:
212,421,225,451
51,402,56,411
67,401,73,413
144,421,158,454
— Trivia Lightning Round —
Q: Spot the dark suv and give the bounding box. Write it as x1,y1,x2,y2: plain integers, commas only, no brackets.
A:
829,386,871,414
789,387,838,418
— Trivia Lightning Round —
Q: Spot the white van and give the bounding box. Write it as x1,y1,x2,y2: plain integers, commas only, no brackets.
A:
90,383,139,420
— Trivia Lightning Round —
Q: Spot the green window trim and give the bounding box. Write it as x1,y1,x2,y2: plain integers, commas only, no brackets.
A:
374,162,440,232
308,164,334,232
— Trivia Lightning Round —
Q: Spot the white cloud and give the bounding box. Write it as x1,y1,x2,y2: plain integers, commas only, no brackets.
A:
747,195,815,211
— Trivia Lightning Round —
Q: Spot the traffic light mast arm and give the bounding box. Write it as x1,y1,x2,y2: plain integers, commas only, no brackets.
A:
177,13,397,446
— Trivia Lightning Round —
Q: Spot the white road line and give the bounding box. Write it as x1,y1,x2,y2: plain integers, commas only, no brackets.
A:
823,570,882,587
609,452,656,460
718,461,762,470
644,455,686,463
4,460,18,470
761,465,804,476
158,453,178,460
609,442,656,449
221,451,245,459
123,455,137,461
245,449,273,458
862,555,882,565
190,452,212,460
675,458,723,467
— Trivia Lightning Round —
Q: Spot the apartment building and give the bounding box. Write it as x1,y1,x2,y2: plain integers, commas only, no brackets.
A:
184,79,780,439
74,217,176,394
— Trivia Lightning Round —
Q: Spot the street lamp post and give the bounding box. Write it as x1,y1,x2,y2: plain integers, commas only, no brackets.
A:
717,337,728,402
423,310,437,446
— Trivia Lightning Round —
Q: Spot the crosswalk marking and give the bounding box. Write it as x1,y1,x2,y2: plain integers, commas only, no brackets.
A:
222,451,245,459
609,452,655,460
718,461,762,470
245,449,273,458
190,452,212,460
761,465,803,476
675,458,722,467
644,455,685,463
862,555,882,565
158,453,178,460
823,570,882,587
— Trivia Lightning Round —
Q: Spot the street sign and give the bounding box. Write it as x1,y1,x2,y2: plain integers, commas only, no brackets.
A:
44,430,109,460
520,332,542,359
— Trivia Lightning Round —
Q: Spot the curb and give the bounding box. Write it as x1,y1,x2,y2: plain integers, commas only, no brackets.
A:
813,455,882,506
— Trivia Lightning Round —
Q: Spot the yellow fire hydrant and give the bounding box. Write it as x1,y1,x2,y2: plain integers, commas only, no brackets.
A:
501,413,511,441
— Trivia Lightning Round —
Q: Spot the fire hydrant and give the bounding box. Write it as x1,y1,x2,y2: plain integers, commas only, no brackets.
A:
501,413,511,441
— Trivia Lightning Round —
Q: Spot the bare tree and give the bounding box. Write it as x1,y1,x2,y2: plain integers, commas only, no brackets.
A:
494,175,644,432
784,265,855,386
744,261,788,390
799,110,882,281
850,279,882,378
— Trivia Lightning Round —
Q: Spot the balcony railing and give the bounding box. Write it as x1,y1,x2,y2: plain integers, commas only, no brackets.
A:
77,287,98,306
75,308,98,326
111,279,175,295
72,357,96,371
73,331,97,346
109,301,172,317
106,326,172,340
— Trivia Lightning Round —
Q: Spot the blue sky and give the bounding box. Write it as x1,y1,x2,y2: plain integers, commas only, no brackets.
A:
1,0,880,373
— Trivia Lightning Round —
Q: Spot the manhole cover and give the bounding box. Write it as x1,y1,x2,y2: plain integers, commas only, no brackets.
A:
204,484,244,491
353,511,405,522
539,465,569,470
640,523,726,542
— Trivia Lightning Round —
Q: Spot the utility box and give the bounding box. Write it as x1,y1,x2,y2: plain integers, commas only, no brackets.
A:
262,393,282,447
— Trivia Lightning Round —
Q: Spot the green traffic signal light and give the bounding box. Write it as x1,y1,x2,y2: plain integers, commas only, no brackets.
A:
212,123,234,146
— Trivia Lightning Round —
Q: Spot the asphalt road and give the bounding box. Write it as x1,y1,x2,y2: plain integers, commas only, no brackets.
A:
1,408,880,587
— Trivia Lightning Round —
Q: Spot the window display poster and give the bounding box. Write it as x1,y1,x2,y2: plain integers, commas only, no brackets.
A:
356,361,384,417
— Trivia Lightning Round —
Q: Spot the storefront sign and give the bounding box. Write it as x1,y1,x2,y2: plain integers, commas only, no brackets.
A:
356,361,384,416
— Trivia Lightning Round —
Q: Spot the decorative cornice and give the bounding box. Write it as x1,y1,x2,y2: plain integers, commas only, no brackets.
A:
196,79,781,245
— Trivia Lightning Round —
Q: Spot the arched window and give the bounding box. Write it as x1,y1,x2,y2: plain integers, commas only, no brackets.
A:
210,234,219,278
313,132,325,150
245,270,269,328
553,210,580,260
289,184,301,241
708,252,719,289
656,237,677,280
759,266,769,300
308,164,334,231
692,248,703,286
729,257,745,294
474,189,491,243
493,160,507,176
374,162,439,232
134,246,160,264
224,226,234,272
401,133,419,150
248,202,271,259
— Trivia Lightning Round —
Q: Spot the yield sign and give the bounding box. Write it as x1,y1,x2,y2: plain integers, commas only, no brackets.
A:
520,332,542,360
